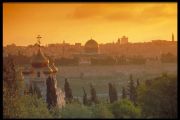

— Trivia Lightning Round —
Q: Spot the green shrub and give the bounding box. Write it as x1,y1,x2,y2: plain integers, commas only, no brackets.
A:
49,106,62,118
91,103,114,118
60,103,92,118
3,93,52,118
137,75,177,118
111,99,141,118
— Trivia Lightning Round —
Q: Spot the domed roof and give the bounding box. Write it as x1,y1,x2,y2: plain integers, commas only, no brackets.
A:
31,48,49,68
85,39,98,46
84,39,98,53
43,66,53,74
50,63,58,73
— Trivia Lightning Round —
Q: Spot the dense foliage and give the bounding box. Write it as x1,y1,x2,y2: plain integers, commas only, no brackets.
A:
3,86,51,118
110,99,141,118
59,103,92,118
3,57,177,118
46,76,58,109
137,75,177,118
91,103,114,118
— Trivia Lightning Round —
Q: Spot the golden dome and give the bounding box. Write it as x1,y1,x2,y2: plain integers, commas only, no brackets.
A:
31,48,49,68
43,66,53,74
84,39,98,53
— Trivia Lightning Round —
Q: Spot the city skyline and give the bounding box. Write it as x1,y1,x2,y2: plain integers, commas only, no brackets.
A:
3,2,177,46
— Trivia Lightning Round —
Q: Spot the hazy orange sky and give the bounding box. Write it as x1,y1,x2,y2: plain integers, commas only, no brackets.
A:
3,2,177,46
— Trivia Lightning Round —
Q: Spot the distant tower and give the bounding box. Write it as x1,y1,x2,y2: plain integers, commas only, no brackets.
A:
121,36,128,44
62,40,65,57
117,38,121,44
172,33,174,42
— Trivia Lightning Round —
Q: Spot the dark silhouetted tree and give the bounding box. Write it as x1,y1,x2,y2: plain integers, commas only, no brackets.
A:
136,79,140,88
128,74,137,105
108,83,118,103
33,85,42,98
90,84,98,104
64,78,73,103
46,76,57,109
137,75,177,118
29,84,34,95
112,84,118,101
3,57,17,92
122,87,126,99
82,87,88,105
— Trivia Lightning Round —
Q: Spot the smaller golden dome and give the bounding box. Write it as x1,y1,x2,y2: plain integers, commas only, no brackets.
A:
43,66,53,74
51,63,58,73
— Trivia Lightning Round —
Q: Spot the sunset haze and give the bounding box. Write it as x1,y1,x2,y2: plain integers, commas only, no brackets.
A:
3,2,177,46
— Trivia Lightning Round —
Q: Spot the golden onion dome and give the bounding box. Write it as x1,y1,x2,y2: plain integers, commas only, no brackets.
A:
31,48,49,68
51,63,58,73
43,66,53,74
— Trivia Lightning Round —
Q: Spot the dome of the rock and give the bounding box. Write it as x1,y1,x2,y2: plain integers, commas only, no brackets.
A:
84,39,98,53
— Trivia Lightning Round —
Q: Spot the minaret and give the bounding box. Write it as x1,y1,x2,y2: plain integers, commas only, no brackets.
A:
172,33,174,42
62,40,65,57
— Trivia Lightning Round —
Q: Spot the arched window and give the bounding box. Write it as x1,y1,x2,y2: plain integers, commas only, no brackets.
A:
37,71,40,77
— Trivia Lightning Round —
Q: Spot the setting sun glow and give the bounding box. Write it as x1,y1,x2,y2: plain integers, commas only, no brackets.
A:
3,2,177,46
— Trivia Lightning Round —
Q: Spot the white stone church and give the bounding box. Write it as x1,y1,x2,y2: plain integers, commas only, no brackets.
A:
16,35,65,108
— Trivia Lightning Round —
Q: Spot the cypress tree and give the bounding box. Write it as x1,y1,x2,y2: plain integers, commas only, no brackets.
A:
33,85,42,98
29,84,34,95
136,79,140,87
90,84,98,104
128,74,136,105
108,83,118,103
64,78,73,103
82,87,88,105
112,83,118,101
46,76,57,109
122,87,126,99
108,83,113,103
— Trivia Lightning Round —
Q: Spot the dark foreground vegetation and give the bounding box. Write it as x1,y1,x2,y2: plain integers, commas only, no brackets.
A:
3,58,177,118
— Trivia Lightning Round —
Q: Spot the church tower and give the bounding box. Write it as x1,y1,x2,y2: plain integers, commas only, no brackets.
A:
22,35,65,108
